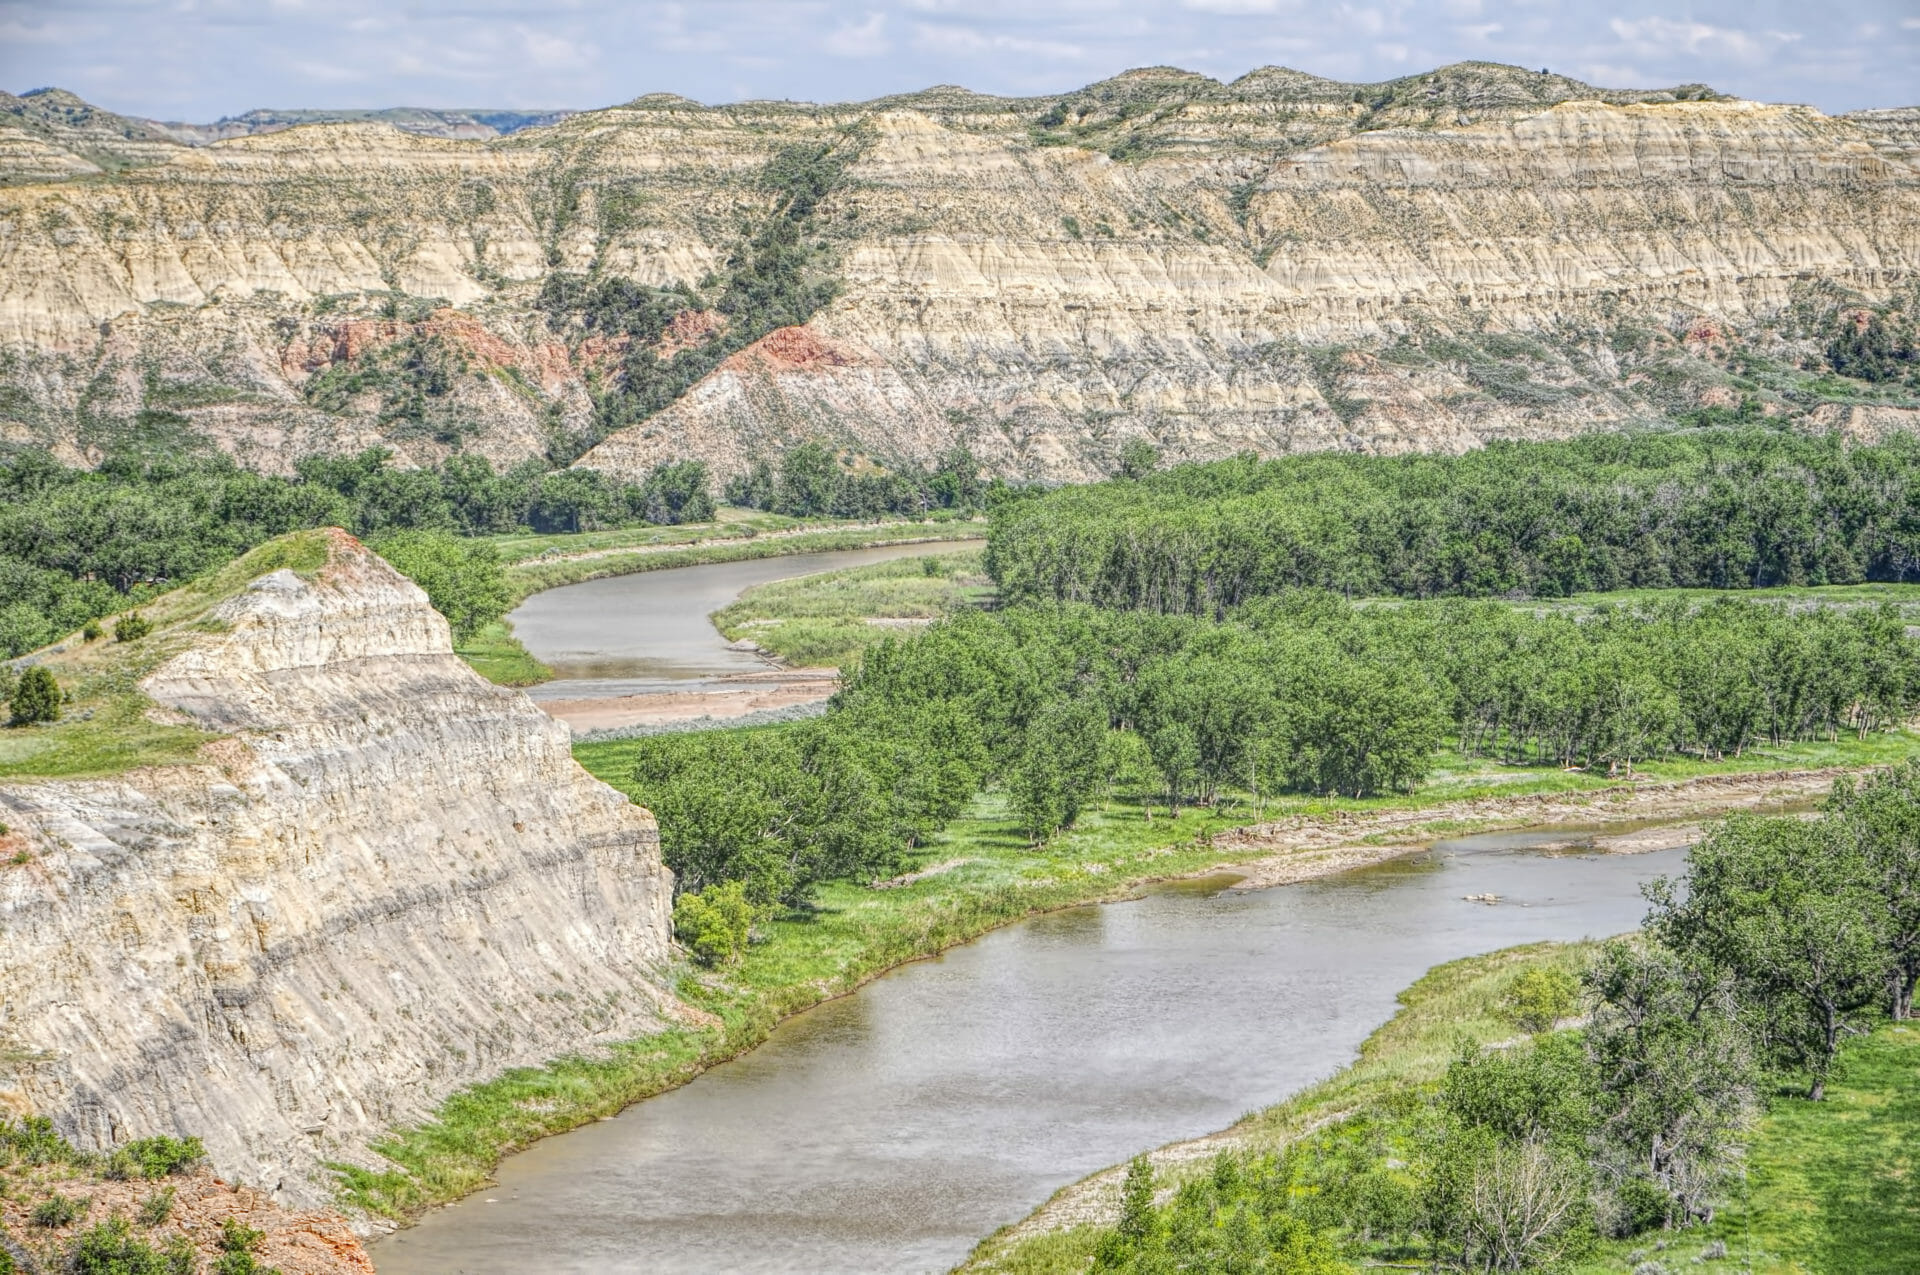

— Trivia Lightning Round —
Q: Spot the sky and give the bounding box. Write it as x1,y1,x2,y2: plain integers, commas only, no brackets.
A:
2,0,1916,122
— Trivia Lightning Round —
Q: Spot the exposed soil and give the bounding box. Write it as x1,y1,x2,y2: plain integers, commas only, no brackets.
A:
539,668,840,733
0,1169,373,1275
1211,767,1839,891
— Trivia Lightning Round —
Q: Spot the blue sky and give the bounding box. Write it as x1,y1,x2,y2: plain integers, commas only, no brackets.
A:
3,1,1916,121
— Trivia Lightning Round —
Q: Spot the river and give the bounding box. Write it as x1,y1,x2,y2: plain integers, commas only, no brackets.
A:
371,551,1688,1274
508,541,981,732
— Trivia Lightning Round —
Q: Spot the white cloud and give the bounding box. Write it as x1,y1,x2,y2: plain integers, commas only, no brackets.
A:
1608,16,1798,65
912,22,1085,61
825,11,890,58
1181,0,1283,13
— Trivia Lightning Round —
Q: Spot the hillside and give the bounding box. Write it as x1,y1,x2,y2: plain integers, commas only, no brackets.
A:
0,64,1915,480
0,530,676,1210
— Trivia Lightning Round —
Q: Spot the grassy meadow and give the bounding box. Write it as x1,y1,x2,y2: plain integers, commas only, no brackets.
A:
710,547,991,666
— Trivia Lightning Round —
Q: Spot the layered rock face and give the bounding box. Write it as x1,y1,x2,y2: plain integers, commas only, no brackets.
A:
0,532,675,1205
1,65,1916,479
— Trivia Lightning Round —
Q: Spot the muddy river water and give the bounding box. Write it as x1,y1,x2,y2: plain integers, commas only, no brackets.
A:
372,552,1691,1275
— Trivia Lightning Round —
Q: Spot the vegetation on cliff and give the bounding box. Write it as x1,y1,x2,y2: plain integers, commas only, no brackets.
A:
0,445,700,658
0,1119,300,1275
539,135,867,461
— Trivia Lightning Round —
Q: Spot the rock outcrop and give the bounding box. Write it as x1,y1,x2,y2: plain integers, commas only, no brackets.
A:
1,64,1916,478
0,530,676,1207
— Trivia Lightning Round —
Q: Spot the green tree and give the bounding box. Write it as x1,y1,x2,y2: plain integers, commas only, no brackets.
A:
371,529,512,643
774,442,840,516
673,881,760,966
1582,941,1756,1229
1648,814,1888,1099
1285,656,1444,798
8,665,59,726
1007,696,1106,842
1827,760,1920,1019
1504,966,1578,1034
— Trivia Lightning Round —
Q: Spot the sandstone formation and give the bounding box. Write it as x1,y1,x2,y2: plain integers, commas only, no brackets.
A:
0,530,676,1207
0,64,1915,480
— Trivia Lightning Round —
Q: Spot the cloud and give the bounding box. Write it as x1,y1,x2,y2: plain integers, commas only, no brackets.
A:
1608,17,1798,65
825,11,890,58
912,22,1085,62
1181,0,1284,13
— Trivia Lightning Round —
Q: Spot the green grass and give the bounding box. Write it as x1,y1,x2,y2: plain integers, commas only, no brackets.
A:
483,508,827,565
452,620,551,687
1568,1023,1920,1275
969,956,1920,1275
711,547,990,666
502,520,986,601
0,690,217,780
331,724,1920,1221
963,941,1600,1273
486,509,983,567
0,535,339,780
1727,1025,1920,1273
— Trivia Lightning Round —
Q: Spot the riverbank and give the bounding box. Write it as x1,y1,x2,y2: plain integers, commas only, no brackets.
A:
449,517,987,691
332,739,1905,1226
961,943,1920,1275
501,517,985,603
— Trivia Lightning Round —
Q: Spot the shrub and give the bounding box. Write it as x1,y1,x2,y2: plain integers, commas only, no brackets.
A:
8,665,58,726
673,881,758,967
114,612,154,642
123,1134,205,1179
31,1191,84,1228
1,1115,72,1165
1505,966,1579,1033
213,1217,278,1275
138,1185,176,1226
69,1217,187,1275
81,619,101,642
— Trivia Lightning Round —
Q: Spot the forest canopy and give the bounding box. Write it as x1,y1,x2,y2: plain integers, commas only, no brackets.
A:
987,429,1920,613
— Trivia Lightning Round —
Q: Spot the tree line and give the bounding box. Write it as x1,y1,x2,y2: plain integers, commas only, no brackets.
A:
987,429,1920,613
0,446,706,658
1086,764,1920,1271
631,590,1920,913
723,441,990,520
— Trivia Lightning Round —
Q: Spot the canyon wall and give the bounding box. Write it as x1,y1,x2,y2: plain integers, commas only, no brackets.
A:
0,531,676,1206
0,64,1915,480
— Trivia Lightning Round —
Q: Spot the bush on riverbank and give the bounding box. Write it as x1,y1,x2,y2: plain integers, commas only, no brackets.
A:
983,768,1920,1273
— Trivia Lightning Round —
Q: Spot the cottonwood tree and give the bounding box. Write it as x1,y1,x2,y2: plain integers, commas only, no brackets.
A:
1828,760,1920,1019
1582,940,1756,1225
1648,815,1888,1099
1007,696,1106,842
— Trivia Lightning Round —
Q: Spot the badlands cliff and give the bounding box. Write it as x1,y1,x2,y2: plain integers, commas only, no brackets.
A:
0,63,1916,479
0,530,675,1207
